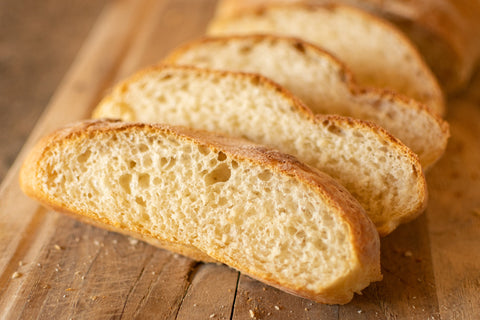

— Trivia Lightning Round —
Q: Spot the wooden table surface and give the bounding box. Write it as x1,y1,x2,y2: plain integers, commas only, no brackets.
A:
1,0,479,319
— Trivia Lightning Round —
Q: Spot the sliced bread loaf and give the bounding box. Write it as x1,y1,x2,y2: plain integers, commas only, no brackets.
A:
19,119,382,304
207,3,445,116
93,65,427,235
213,0,480,93
165,35,449,168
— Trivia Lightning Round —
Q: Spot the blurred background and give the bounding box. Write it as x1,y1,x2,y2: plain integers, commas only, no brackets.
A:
0,0,109,181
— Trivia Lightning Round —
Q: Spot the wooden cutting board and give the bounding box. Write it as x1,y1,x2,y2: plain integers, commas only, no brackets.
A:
1,0,479,318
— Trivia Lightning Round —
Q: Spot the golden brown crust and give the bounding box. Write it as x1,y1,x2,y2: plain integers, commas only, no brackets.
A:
20,119,381,304
207,2,445,116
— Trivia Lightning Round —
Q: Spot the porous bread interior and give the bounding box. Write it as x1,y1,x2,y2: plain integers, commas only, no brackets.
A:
207,5,444,116
169,37,354,114
40,128,354,293
167,36,448,167
94,67,424,233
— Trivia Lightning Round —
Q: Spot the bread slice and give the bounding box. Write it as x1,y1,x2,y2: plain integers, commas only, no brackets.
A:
207,3,445,116
19,119,382,304
213,0,480,94
92,65,427,235
165,35,449,168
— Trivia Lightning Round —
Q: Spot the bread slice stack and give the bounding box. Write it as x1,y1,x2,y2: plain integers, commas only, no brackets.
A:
213,0,480,94
20,120,382,304
164,35,449,168
19,0,449,305
207,3,445,116
93,64,427,236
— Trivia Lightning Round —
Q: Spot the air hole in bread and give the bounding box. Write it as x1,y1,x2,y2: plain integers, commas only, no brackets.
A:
143,155,152,167
205,163,231,186
135,196,146,207
327,124,344,136
297,230,307,241
287,226,298,236
217,151,227,161
77,149,91,163
128,160,137,169
119,174,132,194
293,41,306,53
314,238,327,251
258,170,273,181
138,173,150,188
140,212,150,223
160,157,176,170
218,196,228,206
198,145,211,155
245,207,256,217
152,177,161,186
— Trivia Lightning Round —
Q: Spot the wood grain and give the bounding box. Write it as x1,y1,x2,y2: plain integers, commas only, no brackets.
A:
0,0,109,181
176,264,238,320
426,73,480,319
1,0,480,318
